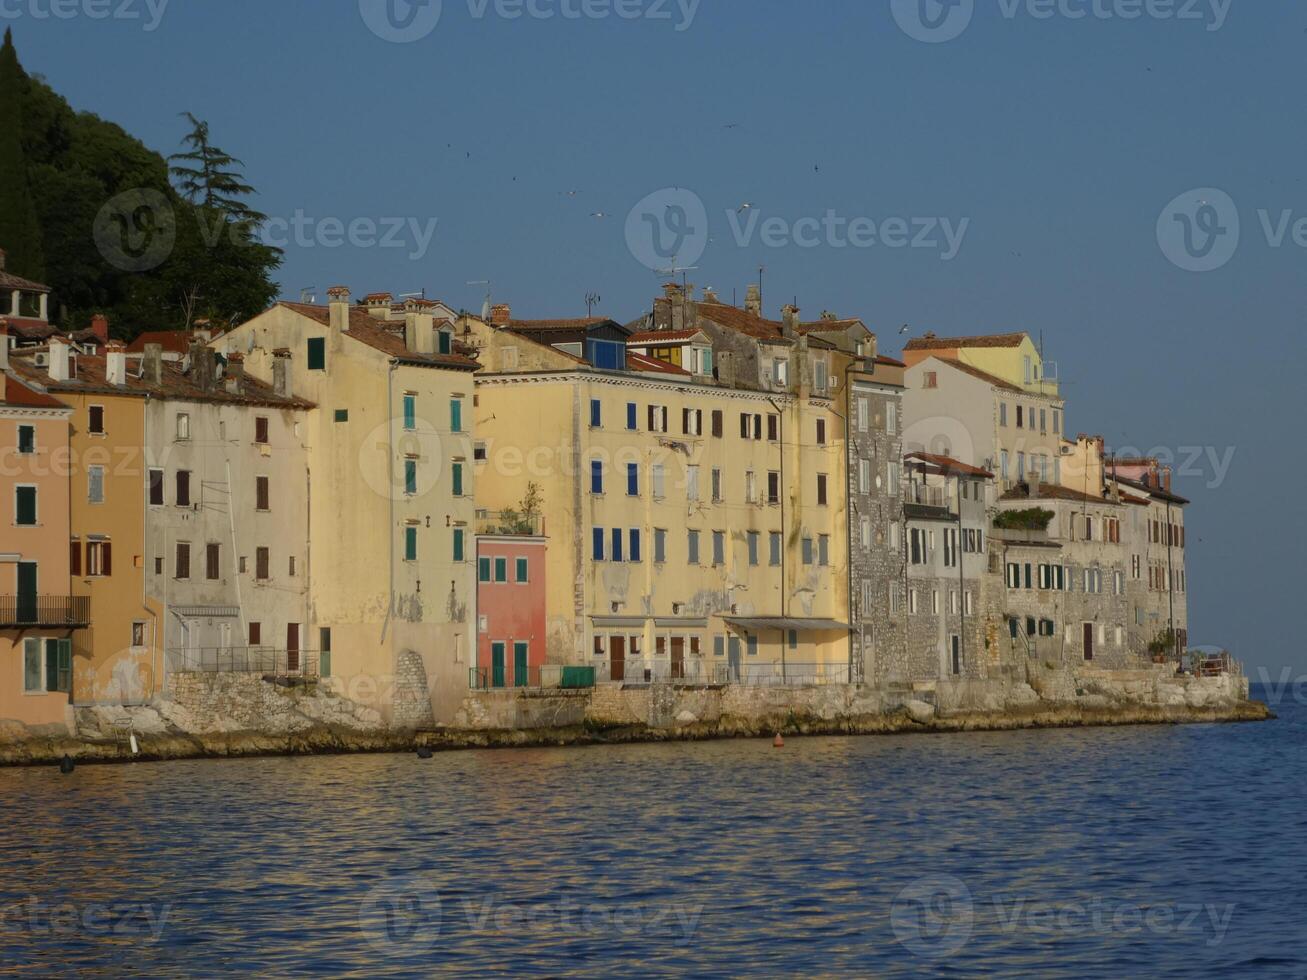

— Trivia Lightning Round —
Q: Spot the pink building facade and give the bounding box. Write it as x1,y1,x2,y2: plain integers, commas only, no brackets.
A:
476,535,546,688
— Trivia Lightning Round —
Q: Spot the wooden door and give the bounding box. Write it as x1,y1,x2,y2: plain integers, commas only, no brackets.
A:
513,642,529,688
610,635,626,682
16,562,36,623
670,637,685,680
1083,623,1094,661
287,623,300,672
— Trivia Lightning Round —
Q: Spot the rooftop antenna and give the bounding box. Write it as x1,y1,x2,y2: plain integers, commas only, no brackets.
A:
299,286,316,304
467,279,492,320
585,292,602,317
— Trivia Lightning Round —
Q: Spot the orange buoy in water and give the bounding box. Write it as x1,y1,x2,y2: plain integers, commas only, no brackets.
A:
773,733,784,748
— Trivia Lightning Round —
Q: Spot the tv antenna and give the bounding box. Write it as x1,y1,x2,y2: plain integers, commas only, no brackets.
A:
585,292,602,317
299,286,316,304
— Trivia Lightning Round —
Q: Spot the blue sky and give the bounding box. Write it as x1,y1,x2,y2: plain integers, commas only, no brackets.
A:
10,1,1302,674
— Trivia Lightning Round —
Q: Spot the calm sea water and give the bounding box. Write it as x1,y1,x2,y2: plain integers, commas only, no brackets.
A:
1,688,1304,978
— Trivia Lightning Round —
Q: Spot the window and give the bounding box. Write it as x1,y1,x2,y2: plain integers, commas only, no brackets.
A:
857,397,869,432
1000,403,1008,427
438,330,452,355
589,459,605,495
288,555,298,577
405,526,418,562
686,465,700,502
887,463,900,496
647,405,667,433
514,556,530,583
711,410,723,438
767,471,780,505
255,416,270,444
86,540,112,577
908,588,919,614
450,399,463,433
452,461,464,497
87,466,104,504
176,542,192,580
130,621,147,648
23,638,71,694
256,476,270,511
651,464,665,499
176,470,191,507
593,527,605,561
767,414,779,442
590,399,602,428
626,402,638,431
479,556,492,582
816,418,826,445
887,403,898,435
255,546,269,581
1015,406,1023,429
712,531,725,566
14,485,36,525
307,337,325,370
17,425,34,454
334,409,349,423
861,517,871,548
711,468,722,503
494,556,508,582
745,471,757,504
932,590,940,615
176,412,190,440
404,458,418,496
747,531,760,566
687,530,700,565
802,537,814,566
773,359,789,387
1039,408,1047,433
453,528,466,562
817,474,828,506
611,529,624,563
818,535,829,566
714,636,725,658
890,584,901,614
682,408,702,436
629,529,641,563
206,543,220,580
859,459,871,494
88,405,105,434
627,463,640,497
922,371,938,389
769,532,782,567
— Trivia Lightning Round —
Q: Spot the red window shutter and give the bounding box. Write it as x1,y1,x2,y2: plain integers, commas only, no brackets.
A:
102,542,112,576
70,541,81,576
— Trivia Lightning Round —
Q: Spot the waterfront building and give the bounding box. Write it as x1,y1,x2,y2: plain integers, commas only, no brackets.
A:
474,517,547,688
0,329,83,728
215,288,479,725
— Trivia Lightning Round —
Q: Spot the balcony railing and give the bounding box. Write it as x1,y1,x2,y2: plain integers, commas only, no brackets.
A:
167,646,320,680
475,509,545,536
0,596,90,628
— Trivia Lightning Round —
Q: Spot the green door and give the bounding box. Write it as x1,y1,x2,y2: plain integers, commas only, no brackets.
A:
513,642,529,688
491,642,506,688
16,563,37,623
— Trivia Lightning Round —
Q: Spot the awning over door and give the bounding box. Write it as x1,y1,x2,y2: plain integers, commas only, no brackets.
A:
721,617,849,632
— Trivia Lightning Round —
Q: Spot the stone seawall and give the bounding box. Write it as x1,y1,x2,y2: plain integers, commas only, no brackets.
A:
0,666,1271,767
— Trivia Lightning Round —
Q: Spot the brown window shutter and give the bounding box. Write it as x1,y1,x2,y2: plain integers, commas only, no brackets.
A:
249,622,261,645
647,405,655,430
712,411,722,438
682,408,690,434
257,477,269,511
103,542,112,577
70,541,81,576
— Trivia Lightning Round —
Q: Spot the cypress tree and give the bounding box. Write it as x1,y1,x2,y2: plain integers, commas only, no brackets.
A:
0,29,46,280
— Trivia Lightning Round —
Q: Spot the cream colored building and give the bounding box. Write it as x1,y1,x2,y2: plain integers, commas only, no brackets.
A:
215,289,478,726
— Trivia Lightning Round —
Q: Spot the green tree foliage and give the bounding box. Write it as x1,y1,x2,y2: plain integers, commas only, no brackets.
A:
3,30,280,335
0,29,45,280
170,112,266,223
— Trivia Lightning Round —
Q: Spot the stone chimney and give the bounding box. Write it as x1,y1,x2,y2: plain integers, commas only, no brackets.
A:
272,348,291,398
225,352,244,394
327,286,351,333
143,343,163,385
48,336,71,382
489,304,512,326
716,350,737,388
105,340,127,386
744,284,762,316
781,304,800,339
664,282,686,332
405,311,435,354
90,314,110,345
365,293,394,319
0,324,8,371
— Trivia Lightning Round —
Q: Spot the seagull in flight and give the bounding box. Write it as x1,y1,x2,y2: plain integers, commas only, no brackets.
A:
899,324,910,335
590,211,609,219
737,202,755,213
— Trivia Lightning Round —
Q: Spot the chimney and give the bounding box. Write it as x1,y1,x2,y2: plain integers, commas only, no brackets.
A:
90,314,110,345
716,350,737,388
143,343,163,385
665,282,686,332
225,352,244,394
781,304,800,339
489,303,511,326
406,311,435,354
327,285,351,333
744,283,762,316
105,340,127,386
272,348,291,398
365,293,394,319
0,324,8,371
48,336,71,382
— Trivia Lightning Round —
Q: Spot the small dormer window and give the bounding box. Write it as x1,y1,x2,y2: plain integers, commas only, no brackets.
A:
438,330,452,355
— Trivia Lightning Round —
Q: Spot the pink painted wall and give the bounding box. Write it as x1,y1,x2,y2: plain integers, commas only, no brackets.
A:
476,537,546,686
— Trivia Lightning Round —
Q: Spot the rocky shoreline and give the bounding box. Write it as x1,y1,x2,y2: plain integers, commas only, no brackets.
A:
0,690,1273,768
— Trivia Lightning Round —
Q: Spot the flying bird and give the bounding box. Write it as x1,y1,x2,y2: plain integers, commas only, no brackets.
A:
590,211,608,219
737,202,755,213
899,324,909,335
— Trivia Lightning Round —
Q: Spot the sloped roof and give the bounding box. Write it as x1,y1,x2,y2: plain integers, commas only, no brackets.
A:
927,356,1023,393
127,330,204,355
1109,474,1190,507
2,374,68,409
0,317,57,341
506,317,613,332
905,451,993,479
627,328,706,345
626,351,690,376
278,302,478,371
694,302,859,348
0,270,50,293
905,332,1028,352
1000,482,1117,506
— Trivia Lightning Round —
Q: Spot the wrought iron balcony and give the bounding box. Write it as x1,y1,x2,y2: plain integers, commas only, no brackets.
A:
0,596,91,628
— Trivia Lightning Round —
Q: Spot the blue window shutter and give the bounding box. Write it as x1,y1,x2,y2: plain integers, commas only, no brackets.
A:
627,463,639,496
611,528,623,563
593,527,605,560
590,399,602,428
591,460,603,494
626,403,637,430
629,529,641,563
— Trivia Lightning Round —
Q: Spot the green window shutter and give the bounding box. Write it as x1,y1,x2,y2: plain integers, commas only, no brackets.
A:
515,557,528,582
334,409,349,423
405,527,418,561
478,557,492,582
405,460,417,495
15,486,36,525
45,639,59,693
438,331,451,355
452,462,463,497
494,557,507,582
57,640,72,693
450,399,462,433
403,395,416,430
307,337,326,370
453,529,465,562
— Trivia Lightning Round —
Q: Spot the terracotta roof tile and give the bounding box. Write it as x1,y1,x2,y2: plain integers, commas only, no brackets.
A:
0,317,56,341
126,330,206,354
904,332,1028,351
2,374,68,409
905,451,993,478
627,329,705,344
626,351,690,376
506,317,610,332
1000,482,1117,506
0,270,51,293
279,302,479,371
